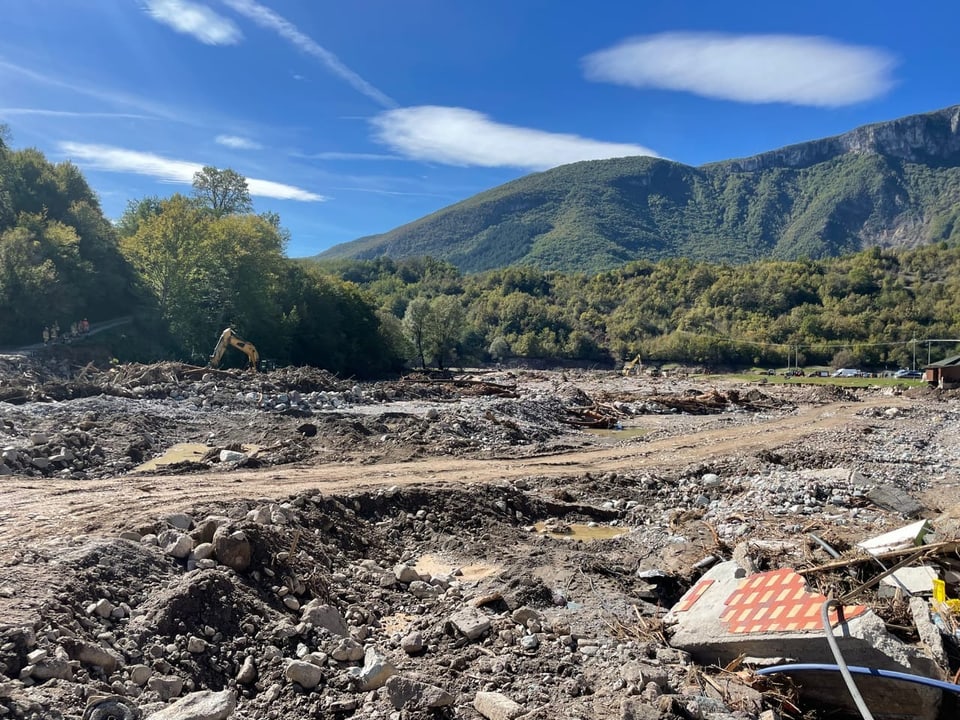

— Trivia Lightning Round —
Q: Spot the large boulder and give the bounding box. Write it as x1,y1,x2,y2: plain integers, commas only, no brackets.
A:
212,527,251,572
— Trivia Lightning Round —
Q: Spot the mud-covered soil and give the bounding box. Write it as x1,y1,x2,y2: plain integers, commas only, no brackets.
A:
1,352,960,720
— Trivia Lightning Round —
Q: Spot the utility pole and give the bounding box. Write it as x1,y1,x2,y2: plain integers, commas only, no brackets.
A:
912,338,917,371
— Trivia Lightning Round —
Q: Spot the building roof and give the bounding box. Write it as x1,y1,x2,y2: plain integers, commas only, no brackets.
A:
925,354,960,368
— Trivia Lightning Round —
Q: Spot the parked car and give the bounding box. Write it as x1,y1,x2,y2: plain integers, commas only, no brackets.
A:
894,369,924,379
832,368,861,377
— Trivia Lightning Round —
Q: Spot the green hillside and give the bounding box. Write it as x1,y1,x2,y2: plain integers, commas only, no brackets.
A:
316,105,960,273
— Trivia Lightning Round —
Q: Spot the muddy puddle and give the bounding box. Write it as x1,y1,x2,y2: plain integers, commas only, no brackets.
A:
534,521,629,541
415,553,501,582
584,427,649,440
133,442,259,472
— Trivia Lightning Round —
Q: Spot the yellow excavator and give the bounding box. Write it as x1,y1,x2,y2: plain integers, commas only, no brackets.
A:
622,353,643,376
210,328,260,370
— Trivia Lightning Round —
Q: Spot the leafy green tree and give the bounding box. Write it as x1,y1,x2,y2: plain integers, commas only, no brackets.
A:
403,297,431,369
488,335,509,361
192,166,252,218
426,295,466,370
116,196,165,239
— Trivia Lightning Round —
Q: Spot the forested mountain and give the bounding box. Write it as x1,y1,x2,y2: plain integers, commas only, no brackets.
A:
6,129,960,376
316,105,960,273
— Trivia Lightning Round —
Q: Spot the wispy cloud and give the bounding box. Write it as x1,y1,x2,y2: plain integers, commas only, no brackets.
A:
144,0,243,45
371,106,657,171
0,57,189,124
331,186,452,198
583,32,895,107
220,0,397,108
59,142,325,202
0,108,152,120
215,134,262,150
301,151,402,161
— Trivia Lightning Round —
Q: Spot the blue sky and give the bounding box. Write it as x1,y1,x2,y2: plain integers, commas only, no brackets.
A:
2,1,959,258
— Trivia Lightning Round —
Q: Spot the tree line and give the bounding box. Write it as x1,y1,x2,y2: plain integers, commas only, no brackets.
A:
2,133,959,374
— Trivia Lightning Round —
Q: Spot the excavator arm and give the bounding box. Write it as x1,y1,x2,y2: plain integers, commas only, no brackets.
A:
210,328,260,370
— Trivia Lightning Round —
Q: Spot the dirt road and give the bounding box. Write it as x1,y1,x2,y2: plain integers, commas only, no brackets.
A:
0,395,897,547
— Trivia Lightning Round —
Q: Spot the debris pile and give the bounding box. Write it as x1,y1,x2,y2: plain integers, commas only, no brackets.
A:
2,357,960,718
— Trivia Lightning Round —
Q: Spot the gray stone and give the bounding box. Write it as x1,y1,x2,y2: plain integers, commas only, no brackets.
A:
621,661,668,689
144,689,236,720
245,507,271,524
473,691,522,720
212,527,251,572
90,598,115,618
186,637,206,654
62,637,120,672
519,635,539,651
384,675,454,710
400,632,424,655
130,664,153,686
510,606,544,627
300,600,348,636
219,449,248,464
393,563,419,584
330,638,364,662
30,456,51,469
408,580,441,599
192,543,215,561
619,698,661,720
161,531,194,559
236,656,257,685
282,596,300,611
358,647,396,690
163,513,194,530
447,607,491,641
148,675,184,701
285,660,323,690
31,658,73,681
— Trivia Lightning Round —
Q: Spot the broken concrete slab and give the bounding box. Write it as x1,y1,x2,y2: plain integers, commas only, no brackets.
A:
865,484,924,518
878,565,937,599
145,689,237,720
447,606,492,641
857,519,932,555
666,561,943,720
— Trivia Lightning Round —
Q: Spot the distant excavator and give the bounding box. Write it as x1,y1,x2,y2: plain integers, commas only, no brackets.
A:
622,353,643,376
210,327,260,371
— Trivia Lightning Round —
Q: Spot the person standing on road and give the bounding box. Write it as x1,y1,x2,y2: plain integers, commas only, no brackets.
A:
42,327,49,344
51,323,58,342
81,318,89,334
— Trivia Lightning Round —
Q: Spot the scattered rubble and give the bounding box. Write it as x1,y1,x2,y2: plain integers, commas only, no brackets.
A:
2,354,960,718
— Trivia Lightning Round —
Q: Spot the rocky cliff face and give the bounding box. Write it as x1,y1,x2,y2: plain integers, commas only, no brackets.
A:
722,105,960,172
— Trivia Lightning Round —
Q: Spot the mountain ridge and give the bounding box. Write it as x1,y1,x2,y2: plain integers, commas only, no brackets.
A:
316,105,960,273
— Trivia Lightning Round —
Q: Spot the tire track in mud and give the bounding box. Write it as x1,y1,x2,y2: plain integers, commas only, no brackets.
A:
0,397,902,548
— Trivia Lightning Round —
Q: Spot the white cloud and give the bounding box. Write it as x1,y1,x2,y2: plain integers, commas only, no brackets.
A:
305,151,401,161
0,108,151,119
58,142,325,202
220,0,396,108
582,32,895,107
371,106,657,171
215,134,262,150
144,0,242,45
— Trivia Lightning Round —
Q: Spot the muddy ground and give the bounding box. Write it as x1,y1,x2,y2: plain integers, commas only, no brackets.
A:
1,351,959,720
